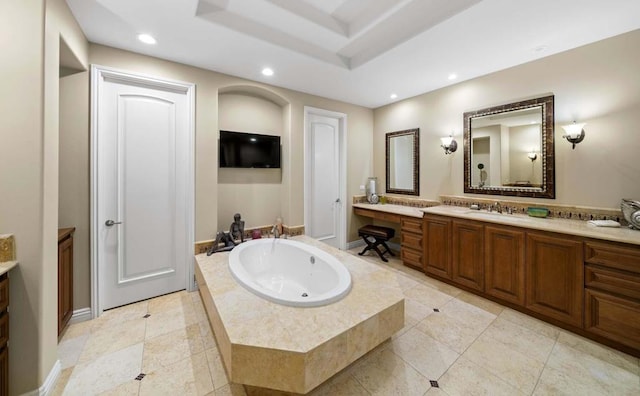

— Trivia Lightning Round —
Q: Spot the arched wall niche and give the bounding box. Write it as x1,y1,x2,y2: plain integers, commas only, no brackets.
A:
217,84,292,231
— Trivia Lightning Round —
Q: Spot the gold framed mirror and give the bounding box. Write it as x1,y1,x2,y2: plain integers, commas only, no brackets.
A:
386,128,419,196
463,95,555,198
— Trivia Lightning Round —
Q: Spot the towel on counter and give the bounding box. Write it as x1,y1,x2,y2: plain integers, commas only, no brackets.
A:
587,220,621,228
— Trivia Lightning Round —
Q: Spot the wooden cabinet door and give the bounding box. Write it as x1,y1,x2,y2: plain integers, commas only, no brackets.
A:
526,232,584,327
585,289,640,350
58,236,74,336
423,215,452,279
452,220,484,291
0,346,7,396
485,225,525,305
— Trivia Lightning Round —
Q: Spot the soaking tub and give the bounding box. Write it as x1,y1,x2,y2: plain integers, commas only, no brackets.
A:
228,238,352,307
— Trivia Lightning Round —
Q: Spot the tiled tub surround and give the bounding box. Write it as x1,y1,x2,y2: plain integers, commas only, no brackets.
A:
423,205,640,245
440,195,628,225
195,235,404,394
194,224,305,254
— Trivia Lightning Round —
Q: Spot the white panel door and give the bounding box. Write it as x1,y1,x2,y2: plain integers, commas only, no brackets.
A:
95,71,191,311
307,114,341,247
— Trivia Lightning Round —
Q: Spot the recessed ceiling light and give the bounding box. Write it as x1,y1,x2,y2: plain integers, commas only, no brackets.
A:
390,93,398,99
137,33,156,45
448,73,457,80
262,68,274,76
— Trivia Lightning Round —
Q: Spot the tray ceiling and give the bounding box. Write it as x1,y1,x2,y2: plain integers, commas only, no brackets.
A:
67,0,640,108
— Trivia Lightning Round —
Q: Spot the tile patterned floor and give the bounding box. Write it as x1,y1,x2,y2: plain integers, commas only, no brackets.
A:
54,248,640,395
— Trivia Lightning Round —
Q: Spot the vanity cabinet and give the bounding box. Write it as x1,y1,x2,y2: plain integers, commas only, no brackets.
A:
58,227,75,336
451,219,484,291
0,273,8,395
400,217,423,271
584,241,640,350
484,225,526,305
423,215,452,279
525,232,584,327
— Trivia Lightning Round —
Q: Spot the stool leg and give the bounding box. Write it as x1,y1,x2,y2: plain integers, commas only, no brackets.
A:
381,241,395,256
358,235,374,256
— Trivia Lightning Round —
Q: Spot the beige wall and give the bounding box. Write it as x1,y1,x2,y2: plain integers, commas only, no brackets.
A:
374,29,640,208
218,93,284,229
0,0,88,393
57,44,374,311
59,72,91,310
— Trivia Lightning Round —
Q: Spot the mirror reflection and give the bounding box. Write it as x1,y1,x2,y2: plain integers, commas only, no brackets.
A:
464,95,555,199
470,107,542,188
386,128,419,196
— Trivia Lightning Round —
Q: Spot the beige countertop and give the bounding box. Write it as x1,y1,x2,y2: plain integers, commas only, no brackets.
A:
422,205,640,246
0,261,18,276
353,202,425,218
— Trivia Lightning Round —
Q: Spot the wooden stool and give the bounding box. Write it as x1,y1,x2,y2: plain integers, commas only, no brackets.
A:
358,225,395,262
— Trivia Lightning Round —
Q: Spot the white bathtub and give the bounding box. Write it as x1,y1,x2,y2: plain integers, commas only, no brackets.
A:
228,238,352,307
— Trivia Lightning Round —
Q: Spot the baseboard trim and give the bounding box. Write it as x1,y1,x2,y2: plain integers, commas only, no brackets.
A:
69,307,92,324
346,239,365,250
20,360,61,396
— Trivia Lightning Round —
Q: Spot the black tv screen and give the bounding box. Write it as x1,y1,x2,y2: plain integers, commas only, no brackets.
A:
219,130,281,168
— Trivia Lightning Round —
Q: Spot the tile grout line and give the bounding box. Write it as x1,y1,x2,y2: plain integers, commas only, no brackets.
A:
530,336,559,395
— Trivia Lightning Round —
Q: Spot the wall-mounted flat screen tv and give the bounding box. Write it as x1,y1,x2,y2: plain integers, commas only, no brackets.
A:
219,130,281,168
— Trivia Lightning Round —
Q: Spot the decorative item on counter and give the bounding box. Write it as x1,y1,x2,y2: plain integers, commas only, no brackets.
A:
621,198,640,230
369,193,379,204
587,220,621,228
229,213,245,243
0,234,16,262
469,204,480,210
206,231,236,255
379,195,387,204
366,177,378,204
527,207,550,218
251,229,262,239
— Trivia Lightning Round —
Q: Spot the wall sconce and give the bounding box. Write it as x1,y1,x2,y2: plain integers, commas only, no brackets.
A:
440,135,457,155
562,121,586,149
527,151,538,161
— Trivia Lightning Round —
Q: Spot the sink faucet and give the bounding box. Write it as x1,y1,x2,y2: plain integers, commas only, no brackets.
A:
491,202,503,213
271,224,280,238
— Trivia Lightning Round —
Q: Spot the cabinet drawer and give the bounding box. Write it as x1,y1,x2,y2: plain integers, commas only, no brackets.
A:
585,265,640,300
380,212,401,223
401,217,422,233
585,241,640,274
585,289,640,350
354,207,375,219
0,276,7,313
0,313,7,347
401,232,422,249
401,247,423,269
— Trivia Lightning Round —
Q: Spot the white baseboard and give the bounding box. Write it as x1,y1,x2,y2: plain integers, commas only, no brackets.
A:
346,239,365,250
20,360,60,396
69,307,92,324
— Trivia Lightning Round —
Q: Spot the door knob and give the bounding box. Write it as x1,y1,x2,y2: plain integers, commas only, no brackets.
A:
105,220,123,227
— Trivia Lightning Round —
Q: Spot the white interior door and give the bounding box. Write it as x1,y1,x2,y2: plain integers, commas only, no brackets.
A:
304,109,346,249
92,66,194,312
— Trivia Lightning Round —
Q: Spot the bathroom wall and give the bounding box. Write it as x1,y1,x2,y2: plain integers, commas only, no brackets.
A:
374,29,640,208
58,44,374,313
0,0,88,393
218,93,284,229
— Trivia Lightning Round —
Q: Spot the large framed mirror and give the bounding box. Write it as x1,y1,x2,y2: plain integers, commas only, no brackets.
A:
386,128,419,195
464,95,555,198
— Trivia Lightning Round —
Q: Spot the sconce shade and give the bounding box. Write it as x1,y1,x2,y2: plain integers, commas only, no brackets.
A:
440,135,457,154
562,122,586,139
562,121,586,149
